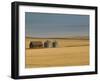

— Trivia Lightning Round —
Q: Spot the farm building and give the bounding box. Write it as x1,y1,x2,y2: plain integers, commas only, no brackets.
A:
29,40,58,48
29,41,43,48
44,40,58,48
52,40,58,48
44,40,52,48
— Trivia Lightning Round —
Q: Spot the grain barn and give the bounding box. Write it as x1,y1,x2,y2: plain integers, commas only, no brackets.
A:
29,41,43,48
44,40,58,48
44,40,52,48
52,40,58,48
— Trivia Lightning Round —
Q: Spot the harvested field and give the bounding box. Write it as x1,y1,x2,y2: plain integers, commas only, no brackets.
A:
25,37,89,68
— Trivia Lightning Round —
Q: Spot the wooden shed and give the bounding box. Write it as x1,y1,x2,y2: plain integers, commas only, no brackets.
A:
44,40,58,48
29,41,43,48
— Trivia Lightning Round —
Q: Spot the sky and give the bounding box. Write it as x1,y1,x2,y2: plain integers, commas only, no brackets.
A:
25,12,89,38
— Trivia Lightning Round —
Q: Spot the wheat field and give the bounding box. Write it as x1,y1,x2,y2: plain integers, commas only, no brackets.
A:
25,37,89,68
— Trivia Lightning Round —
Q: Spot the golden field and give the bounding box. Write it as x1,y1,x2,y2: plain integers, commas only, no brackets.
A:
25,37,89,68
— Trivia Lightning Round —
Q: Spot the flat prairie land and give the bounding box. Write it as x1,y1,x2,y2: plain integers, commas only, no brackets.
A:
25,37,89,68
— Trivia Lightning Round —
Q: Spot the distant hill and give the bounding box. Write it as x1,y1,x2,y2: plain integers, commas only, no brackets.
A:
26,36,89,40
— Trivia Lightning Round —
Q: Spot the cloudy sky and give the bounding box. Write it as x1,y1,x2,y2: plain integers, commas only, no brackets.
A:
25,12,89,38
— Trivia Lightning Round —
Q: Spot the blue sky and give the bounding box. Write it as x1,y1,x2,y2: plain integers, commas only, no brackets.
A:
25,12,89,38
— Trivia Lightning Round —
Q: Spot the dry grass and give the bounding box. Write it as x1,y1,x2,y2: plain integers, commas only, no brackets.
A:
25,37,89,68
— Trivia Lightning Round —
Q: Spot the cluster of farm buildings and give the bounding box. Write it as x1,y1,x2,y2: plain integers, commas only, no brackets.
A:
29,40,58,48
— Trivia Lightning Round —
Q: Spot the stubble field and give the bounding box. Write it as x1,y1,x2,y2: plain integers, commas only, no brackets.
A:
25,37,89,68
